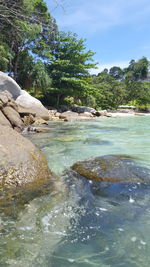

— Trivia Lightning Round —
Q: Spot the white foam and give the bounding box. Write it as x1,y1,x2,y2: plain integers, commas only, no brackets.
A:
129,196,135,203
131,236,137,242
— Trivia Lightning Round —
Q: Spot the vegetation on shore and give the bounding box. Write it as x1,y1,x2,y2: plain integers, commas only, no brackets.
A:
0,0,150,110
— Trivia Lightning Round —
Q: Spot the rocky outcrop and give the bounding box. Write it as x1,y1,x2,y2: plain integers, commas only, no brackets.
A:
59,111,93,122
48,107,115,121
0,72,21,99
0,90,54,210
0,90,24,131
0,125,57,208
0,75,56,211
71,155,150,183
16,90,50,120
0,89,51,132
0,72,50,122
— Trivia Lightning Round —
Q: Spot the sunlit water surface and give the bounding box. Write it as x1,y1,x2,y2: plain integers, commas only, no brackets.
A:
1,116,150,266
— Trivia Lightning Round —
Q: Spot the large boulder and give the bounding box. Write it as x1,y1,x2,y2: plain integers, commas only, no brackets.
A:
16,90,49,120
0,72,21,99
0,126,57,208
71,155,150,183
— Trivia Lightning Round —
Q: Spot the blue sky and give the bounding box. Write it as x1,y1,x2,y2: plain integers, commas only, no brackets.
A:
46,0,150,74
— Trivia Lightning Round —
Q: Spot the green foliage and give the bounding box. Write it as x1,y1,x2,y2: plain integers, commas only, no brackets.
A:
125,57,149,81
0,42,11,71
109,66,124,80
31,61,52,97
1,0,150,111
93,73,127,109
91,57,150,110
62,96,75,106
0,0,58,80
47,32,97,106
85,95,97,108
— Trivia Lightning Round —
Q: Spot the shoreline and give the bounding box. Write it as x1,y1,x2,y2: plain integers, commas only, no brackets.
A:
47,107,150,121
106,110,150,118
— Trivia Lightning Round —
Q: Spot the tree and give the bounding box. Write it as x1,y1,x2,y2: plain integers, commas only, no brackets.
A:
92,73,126,109
109,66,124,80
47,32,97,106
125,57,149,81
0,0,58,79
99,68,108,75
0,42,11,71
137,82,150,107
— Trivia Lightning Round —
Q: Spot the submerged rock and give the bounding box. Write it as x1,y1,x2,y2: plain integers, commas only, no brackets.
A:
32,118,49,126
0,126,57,209
71,155,150,183
53,135,81,142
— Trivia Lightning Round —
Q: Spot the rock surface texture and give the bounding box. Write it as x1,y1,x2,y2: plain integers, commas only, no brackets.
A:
59,111,93,122
0,74,55,210
0,125,56,207
72,106,96,114
72,155,150,183
0,72,21,99
16,90,50,120
0,90,24,130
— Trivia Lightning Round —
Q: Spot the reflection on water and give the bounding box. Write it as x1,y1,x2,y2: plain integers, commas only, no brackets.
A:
1,116,150,266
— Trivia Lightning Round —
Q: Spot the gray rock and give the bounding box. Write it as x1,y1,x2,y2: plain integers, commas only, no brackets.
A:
0,92,9,105
16,90,49,120
64,116,93,122
71,155,150,183
0,110,12,127
59,111,93,122
97,110,108,116
32,118,49,126
78,112,93,117
72,106,96,114
2,106,24,129
34,127,50,133
59,111,78,119
0,90,18,110
0,72,21,99
92,111,102,117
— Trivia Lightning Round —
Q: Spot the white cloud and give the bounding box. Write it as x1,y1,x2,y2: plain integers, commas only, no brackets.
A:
90,60,130,75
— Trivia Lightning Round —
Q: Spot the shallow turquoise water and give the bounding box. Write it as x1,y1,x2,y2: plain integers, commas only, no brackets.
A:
1,116,150,266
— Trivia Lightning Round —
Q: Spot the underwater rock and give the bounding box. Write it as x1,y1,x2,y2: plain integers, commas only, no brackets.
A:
53,135,81,142
71,155,150,183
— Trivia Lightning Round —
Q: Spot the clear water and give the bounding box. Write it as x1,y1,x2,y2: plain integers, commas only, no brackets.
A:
1,116,150,267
